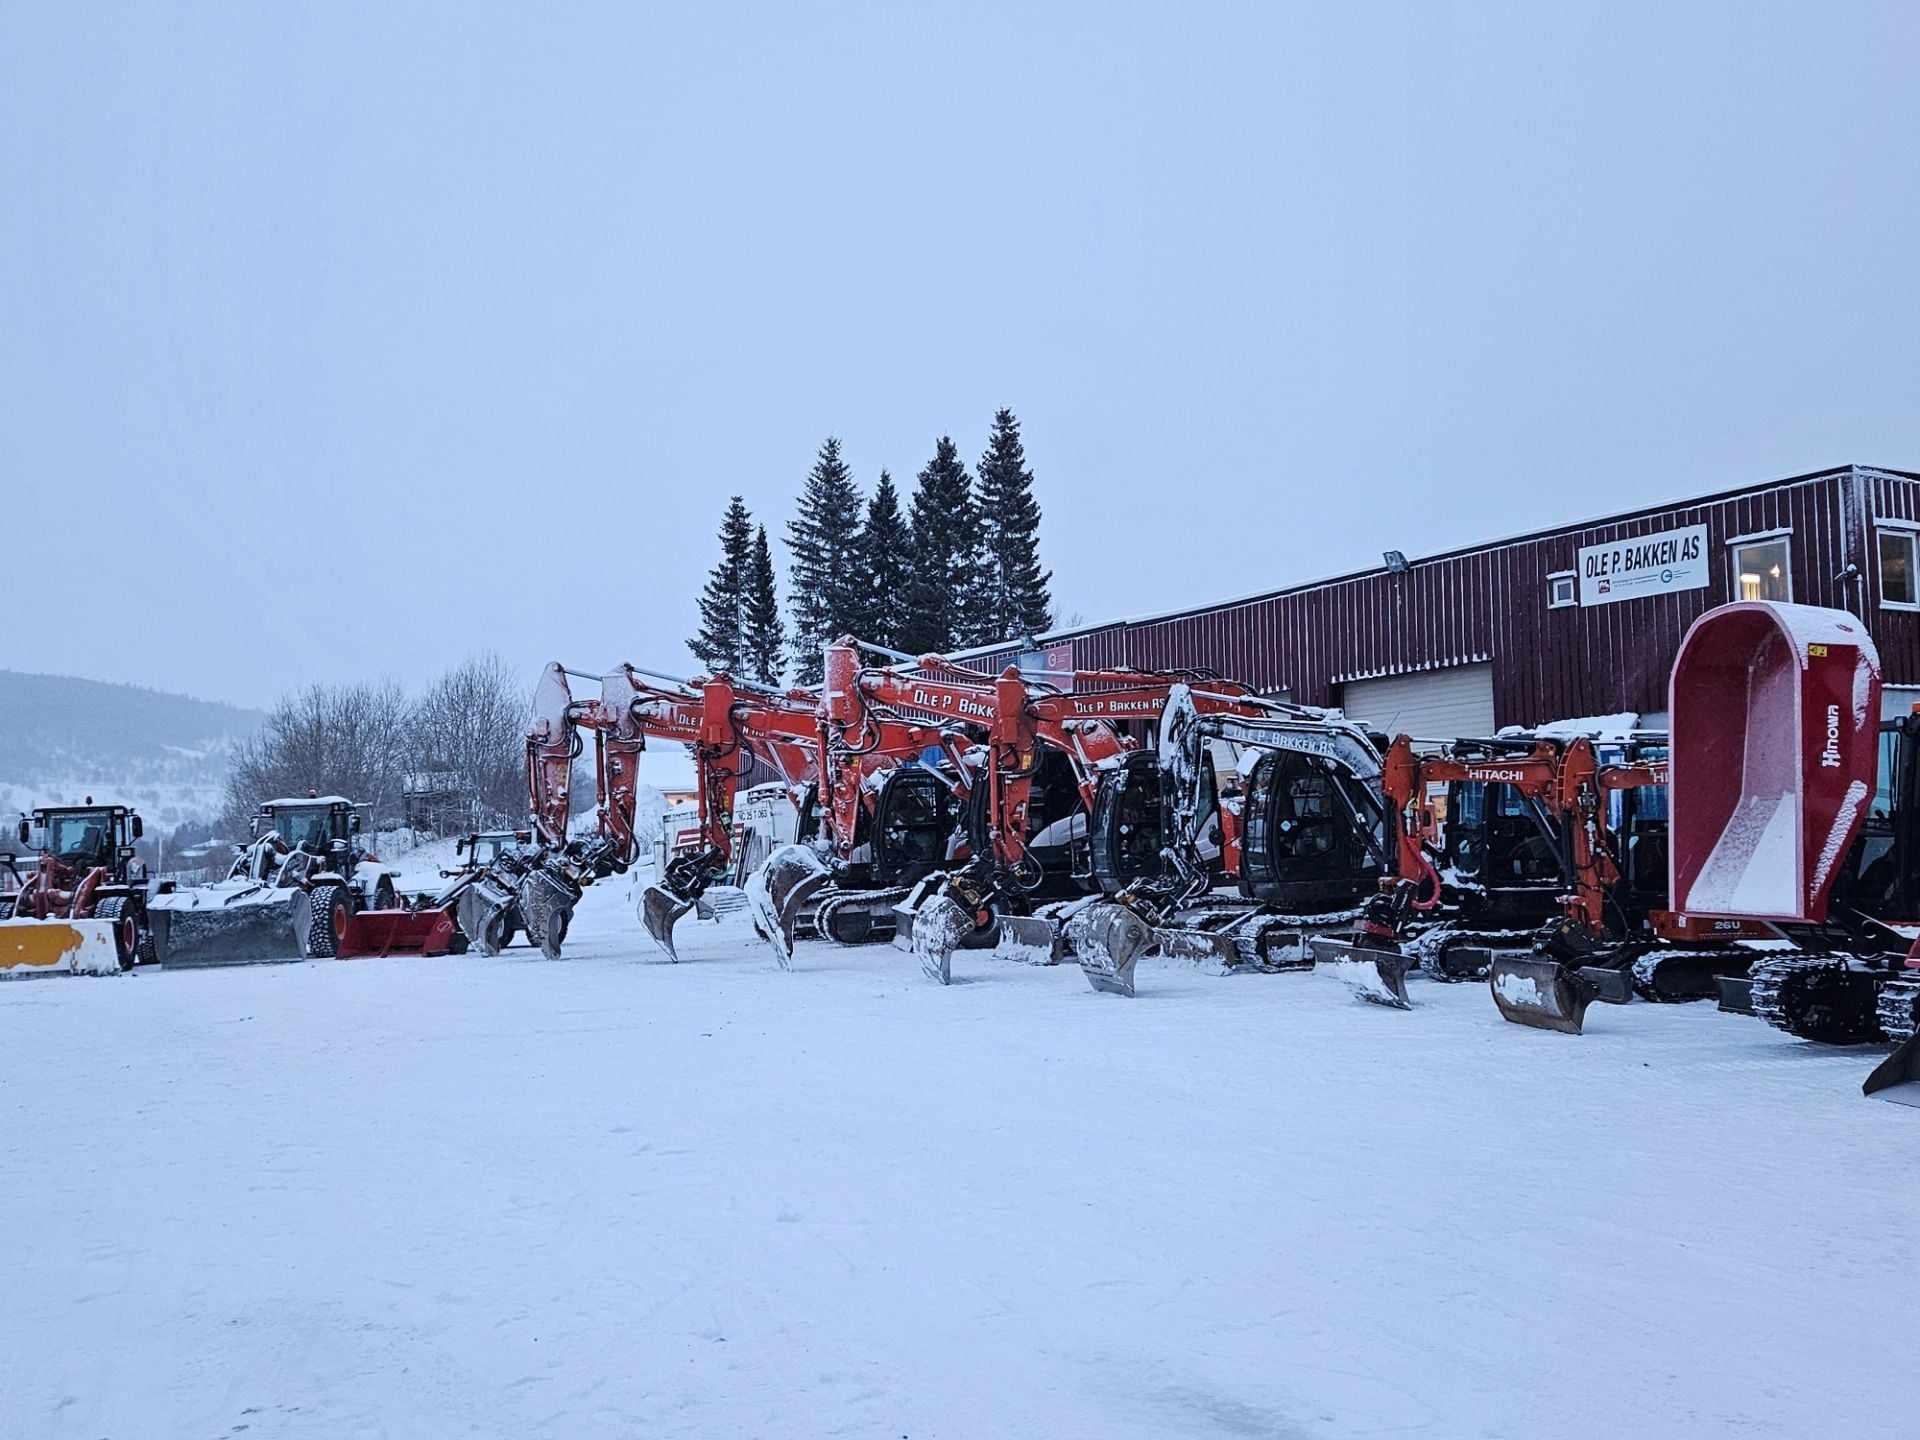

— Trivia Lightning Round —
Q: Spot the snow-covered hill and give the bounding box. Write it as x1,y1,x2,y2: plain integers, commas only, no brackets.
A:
0,670,265,826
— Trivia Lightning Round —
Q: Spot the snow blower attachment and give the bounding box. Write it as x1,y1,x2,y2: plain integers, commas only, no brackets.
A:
1665,602,1882,1025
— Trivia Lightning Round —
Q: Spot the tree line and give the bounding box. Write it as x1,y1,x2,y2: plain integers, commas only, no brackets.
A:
689,408,1054,685
220,655,529,836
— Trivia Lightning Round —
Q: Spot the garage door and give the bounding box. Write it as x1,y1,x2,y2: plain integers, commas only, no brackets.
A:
1340,663,1496,739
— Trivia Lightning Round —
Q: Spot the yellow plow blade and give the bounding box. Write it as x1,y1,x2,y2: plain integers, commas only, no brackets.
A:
0,919,124,977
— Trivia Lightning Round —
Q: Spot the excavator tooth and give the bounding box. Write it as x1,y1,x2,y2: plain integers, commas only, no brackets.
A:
1311,936,1413,1009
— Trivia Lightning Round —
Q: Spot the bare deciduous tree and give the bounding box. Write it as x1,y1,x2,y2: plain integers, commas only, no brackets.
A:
407,654,530,828
221,680,413,833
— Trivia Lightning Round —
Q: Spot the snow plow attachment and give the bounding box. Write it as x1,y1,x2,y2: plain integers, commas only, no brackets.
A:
1864,1035,1920,1106
639,881,696,961
147,886,306,967
747,843,830,970
1311,935,1413,1009
0,918,124,977
1069,902,1156,997
1486,955,1624,1034
333,906,457,960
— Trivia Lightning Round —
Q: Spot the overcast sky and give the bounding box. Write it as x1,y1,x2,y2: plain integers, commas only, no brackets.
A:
6,2,1918,718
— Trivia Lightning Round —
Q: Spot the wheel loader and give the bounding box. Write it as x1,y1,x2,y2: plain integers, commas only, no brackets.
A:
0,800,151,976
146,794,449,964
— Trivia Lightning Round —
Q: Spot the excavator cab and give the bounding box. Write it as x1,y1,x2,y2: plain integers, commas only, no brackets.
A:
1832,716,1920,919
868,764,957,887
1087,751,1172,894
1239,749,1382,909
1441,780,1565,923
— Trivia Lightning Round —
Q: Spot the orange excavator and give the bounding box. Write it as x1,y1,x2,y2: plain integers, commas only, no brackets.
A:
781,639,1269,984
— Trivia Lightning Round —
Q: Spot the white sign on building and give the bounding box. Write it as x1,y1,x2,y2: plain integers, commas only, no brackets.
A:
1577,523,1709,607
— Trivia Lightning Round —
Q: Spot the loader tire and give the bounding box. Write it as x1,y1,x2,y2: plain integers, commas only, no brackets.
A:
305,884,351,958
94,896,139,971
372,875,397,912
0,898,13,921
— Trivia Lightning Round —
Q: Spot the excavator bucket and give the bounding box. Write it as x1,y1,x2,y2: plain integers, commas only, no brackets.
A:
1488,955,1603,1035
335,906,458,959
518,865,577,960
746,844,830,970
639,882,696,961
455,874,519,956
1669,601,1881,925
0,918,124,977
888,876,941,953
1310,936,1413,1009
1068,902,1156,997
909,892,978,985
147,885,306,967
1863,1036,1920,1106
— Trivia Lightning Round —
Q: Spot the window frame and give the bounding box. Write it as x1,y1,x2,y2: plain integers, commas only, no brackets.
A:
1727,532,1794,603
1546,570,1577,609
1875,519,1920,612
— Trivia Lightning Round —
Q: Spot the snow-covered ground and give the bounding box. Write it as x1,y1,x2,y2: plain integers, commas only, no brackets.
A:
3,880,1915,1440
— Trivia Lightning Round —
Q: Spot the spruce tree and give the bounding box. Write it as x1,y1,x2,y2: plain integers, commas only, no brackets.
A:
976,408,1053,640
855,470,912,650
742,525,786,686
901,436,986,655
689,495,754,673
786,436,866,683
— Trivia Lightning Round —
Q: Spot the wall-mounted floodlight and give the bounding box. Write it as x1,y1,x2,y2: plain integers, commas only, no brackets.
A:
1383,550,1410,574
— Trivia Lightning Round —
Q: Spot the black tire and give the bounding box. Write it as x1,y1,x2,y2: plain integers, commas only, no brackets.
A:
0,898,14,921
94,896,139,971
305,884,350,958
540,904,568,960
372,875,397,911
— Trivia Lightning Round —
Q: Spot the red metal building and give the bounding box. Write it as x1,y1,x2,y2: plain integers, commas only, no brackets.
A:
960,463,1920,736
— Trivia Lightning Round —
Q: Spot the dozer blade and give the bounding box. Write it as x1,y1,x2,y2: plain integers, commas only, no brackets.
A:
746,844,831,971
1863,1036,1920,1106
639,883,695,961
1489,955,1600,1035
1311,936,1412,1009
147,890,306,967
1155,925,1242,976
1067,903,1155,997
888,876,941,954
337,907,457,959
911,894,979,986
0,918,123,977
992,913,1068,967
1716,973,1756,1015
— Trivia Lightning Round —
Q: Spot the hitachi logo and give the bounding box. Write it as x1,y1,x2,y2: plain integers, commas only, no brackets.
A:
1467,767,1526,783
1820,703,1843,768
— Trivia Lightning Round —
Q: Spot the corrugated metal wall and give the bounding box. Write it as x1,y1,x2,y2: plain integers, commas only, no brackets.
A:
963,466,1920,727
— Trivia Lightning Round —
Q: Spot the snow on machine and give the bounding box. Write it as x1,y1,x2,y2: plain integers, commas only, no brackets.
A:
147,794,445,964
0,800,150,977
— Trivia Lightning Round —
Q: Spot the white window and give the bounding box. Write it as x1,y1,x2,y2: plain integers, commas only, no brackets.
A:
1878,525,1919,609
1730,536,1791,602
1546,572,1576,609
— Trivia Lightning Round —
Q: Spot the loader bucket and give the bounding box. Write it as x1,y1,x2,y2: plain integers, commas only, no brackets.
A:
336,907,458,959
1311,936,1412,1009
1863,1036,1920,1106
746,844,831,970
1068,902,1155,997
455,876,519,956
147,887,306,967
0,918,124,977
639,883,695,961
1670,601,1881,924
1488,955,1599,1035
